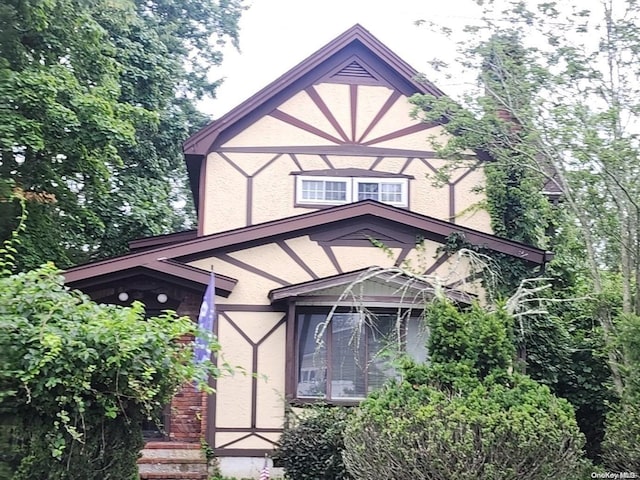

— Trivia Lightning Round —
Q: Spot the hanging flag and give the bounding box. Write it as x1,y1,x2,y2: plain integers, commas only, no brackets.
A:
259,455,270,480
195,272,216,366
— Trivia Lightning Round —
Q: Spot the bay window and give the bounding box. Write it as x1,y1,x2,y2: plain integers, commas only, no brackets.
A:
295,309,427,402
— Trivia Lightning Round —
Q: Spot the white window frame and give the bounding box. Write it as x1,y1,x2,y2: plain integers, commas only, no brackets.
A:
353,177,408,207
296,175,408,207
296,176,352,205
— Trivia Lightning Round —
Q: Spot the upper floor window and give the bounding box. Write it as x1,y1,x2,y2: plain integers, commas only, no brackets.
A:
296,175,408,207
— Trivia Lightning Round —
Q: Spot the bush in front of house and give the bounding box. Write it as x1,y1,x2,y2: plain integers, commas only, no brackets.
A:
602,313,640,472
342,299,591,479
0,264,220,479
273,405,352,480
342,369,590,480
601,398,640,473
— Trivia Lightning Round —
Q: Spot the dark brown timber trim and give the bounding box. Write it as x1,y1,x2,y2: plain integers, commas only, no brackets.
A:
362,122,437,146
246,177,253,225
198,156,207,236
285,301,296,398
323,245,343,274
277,240,319,279
217,145,472,159
218,253,291,286
306,86,349,142
357,90,401,143
270,109,344,144
350,84,358,142
425,253,450,275
449,183,455,222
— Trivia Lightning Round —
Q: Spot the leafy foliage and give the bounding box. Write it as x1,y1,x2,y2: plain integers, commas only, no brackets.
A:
342,297,590,479
273,405,352,480
0,263,219,478
343,373,589,480
602,313,640,471
0,0,244,269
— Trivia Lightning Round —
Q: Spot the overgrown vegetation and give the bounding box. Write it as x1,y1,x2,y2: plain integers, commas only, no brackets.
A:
274,405,352,480
0,263,220,478
0,0,244,270
410,1,640,463
342,298,590,479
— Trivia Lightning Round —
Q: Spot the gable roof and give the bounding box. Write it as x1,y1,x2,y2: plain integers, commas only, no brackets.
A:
183,24,446,210
64,200,552,291
269,267,474,305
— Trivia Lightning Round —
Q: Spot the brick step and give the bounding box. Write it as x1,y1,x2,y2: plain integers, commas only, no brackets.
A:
140,444,205,461
138,458,207,465
139,473,207,480
138,459,208,475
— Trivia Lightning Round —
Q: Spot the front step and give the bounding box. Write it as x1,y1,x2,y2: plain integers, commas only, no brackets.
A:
138,442,209,480
139,474,207,480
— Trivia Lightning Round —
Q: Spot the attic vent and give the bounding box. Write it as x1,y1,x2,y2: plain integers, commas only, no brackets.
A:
332,61,376,79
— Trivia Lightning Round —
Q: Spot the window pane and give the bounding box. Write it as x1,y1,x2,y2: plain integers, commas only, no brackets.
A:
406,316,429,363
301,180,324,200
380,183,402,203
325,181,347,201
330,314,366,399
297,313,327,398
367,314,396,393
357,182,379,200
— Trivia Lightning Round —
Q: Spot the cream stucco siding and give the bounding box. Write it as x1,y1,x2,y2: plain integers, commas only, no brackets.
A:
189,257,282,305
278,90,344,139
399,158,449,220
256,328,287,428
452,168,492,233
221,113,339,148
355,85,397,140
330,245,400,273
215,318,254,428
283,236,342,278
203,153,247,234
227,243,315,285
360,95,421,143
313,83,351,134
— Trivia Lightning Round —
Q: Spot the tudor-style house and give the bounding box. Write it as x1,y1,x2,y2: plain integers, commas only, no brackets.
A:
64,24,551,479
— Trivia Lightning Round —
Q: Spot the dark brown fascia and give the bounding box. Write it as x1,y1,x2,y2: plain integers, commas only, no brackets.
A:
268,267,473,304
128,230,197,251
183,24,443,157
290,167,414,178
65,258,237,297
182,25,447,205
216,145,476,158
64,200,550,290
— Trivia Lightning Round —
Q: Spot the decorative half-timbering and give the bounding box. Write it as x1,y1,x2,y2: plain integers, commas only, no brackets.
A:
64,24,551,479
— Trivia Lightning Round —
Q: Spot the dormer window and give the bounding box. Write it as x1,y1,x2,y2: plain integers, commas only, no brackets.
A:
294,169,411,208
300,177,350,204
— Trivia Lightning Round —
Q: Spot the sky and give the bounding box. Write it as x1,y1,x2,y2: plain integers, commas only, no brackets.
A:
202,0,487,118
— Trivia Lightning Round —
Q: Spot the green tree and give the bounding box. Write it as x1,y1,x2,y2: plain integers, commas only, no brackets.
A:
412,0,640,398
0,0,243,269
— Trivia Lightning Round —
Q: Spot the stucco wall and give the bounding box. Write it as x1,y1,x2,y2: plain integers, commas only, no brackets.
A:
187,229,485,453
201,82,492,236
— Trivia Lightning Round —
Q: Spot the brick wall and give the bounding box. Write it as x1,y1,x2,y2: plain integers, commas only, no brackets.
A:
167,291,209,443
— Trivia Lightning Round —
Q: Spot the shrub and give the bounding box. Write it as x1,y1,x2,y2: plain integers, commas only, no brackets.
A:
343,373,589,480
601,399,640,472
602,314,640,471
0,264,219,479
273,405,352,480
